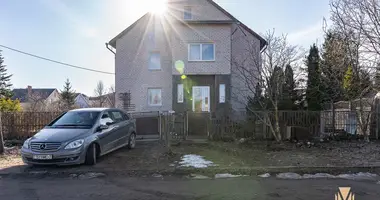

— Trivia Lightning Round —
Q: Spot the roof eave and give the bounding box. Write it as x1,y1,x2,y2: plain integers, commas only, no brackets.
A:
108,13,151,48
205,0,267,50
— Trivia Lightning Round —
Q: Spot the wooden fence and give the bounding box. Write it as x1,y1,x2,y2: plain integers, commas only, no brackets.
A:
1,109,379,141
210,110,379,140
2,112,62,140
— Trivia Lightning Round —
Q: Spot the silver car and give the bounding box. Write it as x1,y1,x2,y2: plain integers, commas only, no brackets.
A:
21,108,137,166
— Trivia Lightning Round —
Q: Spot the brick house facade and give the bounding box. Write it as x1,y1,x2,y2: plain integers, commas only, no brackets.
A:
108,0,266,117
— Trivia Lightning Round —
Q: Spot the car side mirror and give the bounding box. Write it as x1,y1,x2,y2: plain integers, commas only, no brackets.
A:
97,124,109,132
106,122,112,126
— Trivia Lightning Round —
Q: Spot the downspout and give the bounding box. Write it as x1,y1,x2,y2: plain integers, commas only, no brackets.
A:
105,43,116,55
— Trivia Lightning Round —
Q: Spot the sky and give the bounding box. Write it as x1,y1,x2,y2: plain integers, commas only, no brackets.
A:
0,0,330,96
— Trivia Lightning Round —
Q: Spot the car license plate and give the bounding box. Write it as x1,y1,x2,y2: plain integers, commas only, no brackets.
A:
32,155,53,160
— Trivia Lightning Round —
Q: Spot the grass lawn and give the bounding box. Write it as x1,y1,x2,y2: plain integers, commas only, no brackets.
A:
170,140,380,169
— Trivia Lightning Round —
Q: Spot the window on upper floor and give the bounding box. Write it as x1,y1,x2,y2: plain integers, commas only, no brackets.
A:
149,52,161,70
184,6,192,20
188,43,215,61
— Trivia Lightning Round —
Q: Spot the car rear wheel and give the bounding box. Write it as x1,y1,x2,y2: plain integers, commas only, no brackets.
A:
127,133,136,149
85,143,97,165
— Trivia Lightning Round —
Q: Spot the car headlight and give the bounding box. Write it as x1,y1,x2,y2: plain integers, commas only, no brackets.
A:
22,138,31,149
65,139,85,149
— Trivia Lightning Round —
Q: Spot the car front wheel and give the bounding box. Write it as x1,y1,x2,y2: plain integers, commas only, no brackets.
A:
85,143,97,165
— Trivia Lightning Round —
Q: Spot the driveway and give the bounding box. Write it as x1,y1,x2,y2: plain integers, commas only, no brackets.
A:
0,141,176,175
1,175,379,200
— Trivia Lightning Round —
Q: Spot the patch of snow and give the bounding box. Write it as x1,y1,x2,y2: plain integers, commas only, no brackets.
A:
276,172,378,180
152,173,163,178
258,173,271,178
302,173,336,179
215,173,247,179
276,172,303,179
69,174,78,178
169,164,175,167
190,174,210,179
178,154,215,168
79,172,105,180
336,172,377,180
29,171,48,175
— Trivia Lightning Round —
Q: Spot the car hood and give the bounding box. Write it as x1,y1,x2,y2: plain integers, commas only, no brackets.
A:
30,128,91,143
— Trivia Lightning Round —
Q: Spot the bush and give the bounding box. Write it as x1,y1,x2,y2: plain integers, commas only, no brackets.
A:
0,98,22,112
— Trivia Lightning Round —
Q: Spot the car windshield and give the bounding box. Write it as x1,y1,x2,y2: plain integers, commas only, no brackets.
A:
49,111,100,128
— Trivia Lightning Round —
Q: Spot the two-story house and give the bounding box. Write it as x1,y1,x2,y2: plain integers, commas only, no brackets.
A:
108,0,266,135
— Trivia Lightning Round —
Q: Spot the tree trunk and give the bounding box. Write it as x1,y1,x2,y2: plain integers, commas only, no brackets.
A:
0,112,4,154
274,107,282,141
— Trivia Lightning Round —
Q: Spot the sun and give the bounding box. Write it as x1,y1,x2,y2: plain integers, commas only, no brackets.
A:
149,0,167,14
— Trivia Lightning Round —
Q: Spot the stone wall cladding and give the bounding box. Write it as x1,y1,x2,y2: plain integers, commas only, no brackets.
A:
230,23,262,112
170,23,231,75
115,16,173,112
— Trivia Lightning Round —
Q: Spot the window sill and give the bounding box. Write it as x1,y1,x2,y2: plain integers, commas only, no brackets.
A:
188,60,215,62
148,104,162,107
148,68,162,71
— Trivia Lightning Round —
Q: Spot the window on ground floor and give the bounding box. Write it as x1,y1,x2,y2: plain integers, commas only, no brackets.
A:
219,84,225,103
148,88,162,106
177,84,184,103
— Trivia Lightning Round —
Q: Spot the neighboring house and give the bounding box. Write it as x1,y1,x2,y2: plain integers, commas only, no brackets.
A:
88,94,113,108
108,0,266,118
12,86,60,111
74,93,90,108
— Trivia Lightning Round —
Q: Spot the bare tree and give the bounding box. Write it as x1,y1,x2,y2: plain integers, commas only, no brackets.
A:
108,85,116,108
93,81,107,107
329,0,379,141
27,91,46,112
231,29,303,141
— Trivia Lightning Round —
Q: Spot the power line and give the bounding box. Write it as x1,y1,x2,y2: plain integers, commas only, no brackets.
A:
0,44,115,75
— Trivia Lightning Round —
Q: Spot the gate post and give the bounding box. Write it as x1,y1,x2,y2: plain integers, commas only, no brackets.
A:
159,111,162,140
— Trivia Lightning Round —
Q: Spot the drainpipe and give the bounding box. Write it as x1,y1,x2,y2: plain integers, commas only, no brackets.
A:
105,43,116,55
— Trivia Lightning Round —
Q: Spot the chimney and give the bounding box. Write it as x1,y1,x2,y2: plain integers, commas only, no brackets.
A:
27,85,32,97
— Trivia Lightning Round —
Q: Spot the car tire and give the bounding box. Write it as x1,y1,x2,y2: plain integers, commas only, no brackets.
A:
127,133,136,149
85,143,97,165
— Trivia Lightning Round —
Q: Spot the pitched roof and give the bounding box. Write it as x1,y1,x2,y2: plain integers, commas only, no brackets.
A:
12,88,56,103
108,0,266,49
204,0,267,49
74,93,88,99
108,13,151,48
88,94,111,101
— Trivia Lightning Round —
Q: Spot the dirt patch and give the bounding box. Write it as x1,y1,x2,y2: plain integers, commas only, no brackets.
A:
170,141,380,168
0,147,24,170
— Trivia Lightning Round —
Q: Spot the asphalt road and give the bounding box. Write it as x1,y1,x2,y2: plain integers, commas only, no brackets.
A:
1,175,379,200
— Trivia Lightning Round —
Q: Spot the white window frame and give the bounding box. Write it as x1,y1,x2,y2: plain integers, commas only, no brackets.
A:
219,84,225,103
147,88,162,106
184,6,192,20
177,84,184,103
188,43,215,61
148,52,161,70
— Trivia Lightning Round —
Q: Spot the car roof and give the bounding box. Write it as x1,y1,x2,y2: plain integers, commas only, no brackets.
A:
70,108,111,112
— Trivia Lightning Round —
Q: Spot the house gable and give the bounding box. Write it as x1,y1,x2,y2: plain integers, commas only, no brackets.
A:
108,0,266,50
167,0,232,21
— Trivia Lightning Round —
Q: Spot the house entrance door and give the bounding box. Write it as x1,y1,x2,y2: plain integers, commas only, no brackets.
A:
188,86,211,138
192,86,210,112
